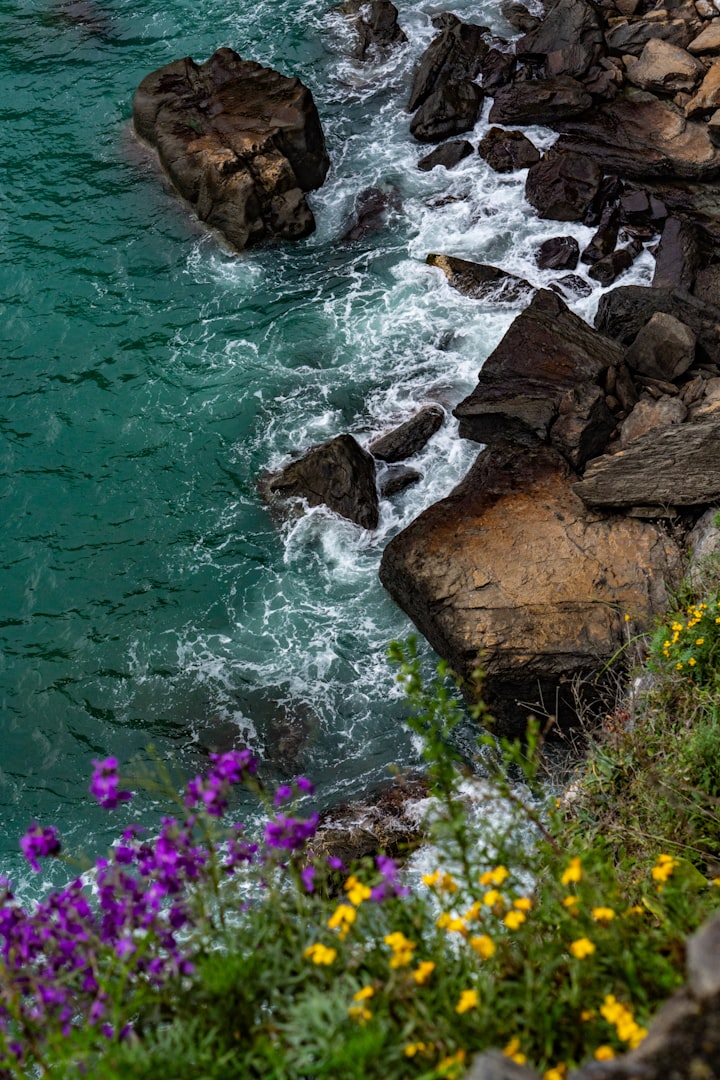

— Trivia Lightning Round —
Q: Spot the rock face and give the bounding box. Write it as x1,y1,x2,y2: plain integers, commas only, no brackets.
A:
379,442,680,734
488,77,592,126
268,434,379,529
339,0,407,61
477,128,540,173
427,254,534,303
515,0,605,79
368,405,445,462
407,15,488,113
132,48,330,252
525,149,604,221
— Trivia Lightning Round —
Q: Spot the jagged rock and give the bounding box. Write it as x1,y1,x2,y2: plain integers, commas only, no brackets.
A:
605,17,696,56
426,254,535,303
652,216,699,288
379,465,422,497
417,139,473,171
407,15,488,112
688,19,720,52
550,382,617,469
587,241,641,285
488,77,592,126
575,417,720,509
477,127,540,172
132,48,330,252
625,310,697,379
454,289,623,456
686,59,720,115
583,57,625,100
640,178,720,241
525,148,604,222
625,38,703,94
267,434,379,529
551,273,594,298
595,284,720,361
515,0,605,79
500,1,540,34
620,186,668,228
338,0,407,61
619,394,688,446
709,108,720,146
555,93,720,179
379,442,680,735
342,187,401,241
693,262,720,304
480,48,516,92
315,773,429,866
581,205,621,264
410,79,483,143
536,236,580,270
368,404,445,462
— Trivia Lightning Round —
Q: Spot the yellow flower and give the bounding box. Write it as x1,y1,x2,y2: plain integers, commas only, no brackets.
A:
696,637,704,646
591,906,616,923
504,1038,527,1065
470,934,496,959
412,960,436,985
689,657,697,667
513,896,533,911
479,865,509,886
442,916,468,935
437,1050,466,1078
651,854,678,882
544,1067,567,1080
353,986,374,1002
422,870,440,887
404,1042,429,1058
594,1046,615,1061
483,889,504,908
624,613,631,622
384,931,416,968
504,910,526,930
464,901,482,921
625,905,645,915
328,904,356,940
711,877,720,887
303,942,337,965
580,1009,595,1022
437,872,458,894
344,875,372,906
561,857,582,885
562,895,580,914
569,937,595,959
456,988,479,1014
347,1004,372,1024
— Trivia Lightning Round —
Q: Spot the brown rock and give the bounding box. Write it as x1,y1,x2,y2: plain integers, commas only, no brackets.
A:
379,442,680,735
338,0,407,60
619,394,688,446
581,205,621,265
477,127,540,172
686,58,720,113
515,0,605,78
595,284,720,361
693,262,720,304
574,417,720,509
426,254,534,303
480,48,516,93
587,242,641,285
626,38,703,93
536,235,580,270
525,148,604,221
488,77,592,126
688,19,720,51
651,215,700,288
379,465,422,497
408,15,488,112
368,404,445,462
267,434,379,529
417,140,473,171
410,79,483,143
605,17,696,57
132,49,330,252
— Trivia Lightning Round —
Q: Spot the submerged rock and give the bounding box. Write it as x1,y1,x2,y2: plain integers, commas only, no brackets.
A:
368,404,445,462
133,48,330,252
338,0,407,61
267,434,379,529
427,254,534,303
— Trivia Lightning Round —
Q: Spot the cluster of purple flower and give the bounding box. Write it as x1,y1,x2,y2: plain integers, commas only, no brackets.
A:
0,751,324,1069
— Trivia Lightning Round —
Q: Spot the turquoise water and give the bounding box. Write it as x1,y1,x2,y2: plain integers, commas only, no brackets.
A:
1,0,653,894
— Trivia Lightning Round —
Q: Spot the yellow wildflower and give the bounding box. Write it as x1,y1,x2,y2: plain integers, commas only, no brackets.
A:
456,988,479,1014
562,895,580,914
412,960,435,985
344,875,372,906
544,1067,567,1080
504,910,526,930
404,1042,430,1058
591,906,616,923
327,904,356,940
696,638,704,646
594,1046,615,1061
569,937,596,959
353,986,374,1002
580,1009,595,1022
561,857,582,886
504,1038,527,1065
347,1004,372,1024
479,865,509,886
464,901,482,921
384,931,416,969
422,870,440,887
651,854,678,882
689,657,697,667
513,896,533,911
483,889,504,908
470,934,496,959
438,872,458,894
303,943,337,965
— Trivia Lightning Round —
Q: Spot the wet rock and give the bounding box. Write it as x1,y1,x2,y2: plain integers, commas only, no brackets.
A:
417,139,473,171
477,127,540,172
368,404,445,462
379,442,680,736
410,79,483,143
525,148,604,222
575,417,720,509
488,77,592,126
550,273,594,298
555,94,720,179
342,186,401,241
314,773,429,865
515,0,605,79
640,178,720,242
132,48,330,252
408,15,488,113
619,394,688,446
587,241,642,285
426,254,535,303
595,284,720,360
480,48,516,93
454,289,623,454
605,17,696,56
500,1,540,34
581,205,621,264
625,38,703,94
620,186,668,228
379,464,422,497
625,310,697,379
338,0,407,61
536,235,580,271
651,216,699,288
267,434,379,529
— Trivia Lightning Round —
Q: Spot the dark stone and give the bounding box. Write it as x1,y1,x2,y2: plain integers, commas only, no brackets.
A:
525,148,604,222
267,434,379,529
604,17,696,57
550,273,594,298
536,236,580,271
410,79,483,143
651,216,700,289
583,174,624,227
132,48,330,252
500,1,540,34
369,405,445,462
581,205,621,264
620,186,669,227
550,382,617,470
338,0,407,60
453,289,624,457
625,311,697,380
693,263,720,306
516,0,605,79
408,15,488,113
426,254,535,303
587,243,640,286
595,284,720,362
315,774,429,866
488,77,592,126
379,465,423,497
417,140,473,171
342,187,401,241
477,127,540,173
480,48,516,93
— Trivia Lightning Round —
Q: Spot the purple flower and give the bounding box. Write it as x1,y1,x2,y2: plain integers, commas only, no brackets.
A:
300,865,316,893
327,855,345,871
273,784,293,807
371,854,409,902
90,758,132,810
296,777,314,795
184,750,257,817
263,813,319,852
20,824,62,873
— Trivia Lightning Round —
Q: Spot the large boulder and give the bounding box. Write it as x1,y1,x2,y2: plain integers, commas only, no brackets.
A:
453,289,622,464
625,38,703,95
575,417,720,510
267,434,379,529
338,0,407,61
426,254,534,303
477,127,541,173
515,0,605,79
651,216,699,289
410,80,483,142
133,48,330,252
595,284,720,361
368,405,445,462
379,442,680,735
488,77,592,126
408,15,488,112
525,148,604,222
417,140,473,171
625,311,697,380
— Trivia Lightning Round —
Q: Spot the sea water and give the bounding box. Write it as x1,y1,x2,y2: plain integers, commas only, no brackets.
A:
0,0,654,896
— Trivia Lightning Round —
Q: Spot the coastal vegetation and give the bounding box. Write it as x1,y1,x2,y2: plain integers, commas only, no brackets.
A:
3,570,720,1079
